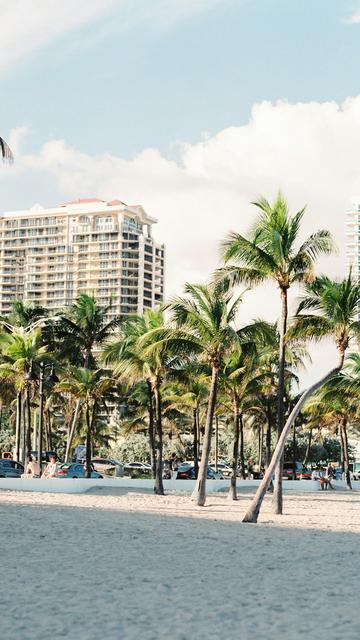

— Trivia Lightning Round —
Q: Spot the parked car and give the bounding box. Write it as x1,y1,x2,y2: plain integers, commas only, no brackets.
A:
176,463,224,480
92,458,124,476
57,463,103,479
282,461,311,480
0,459,24,478
124,462,151,471
209,462,232,477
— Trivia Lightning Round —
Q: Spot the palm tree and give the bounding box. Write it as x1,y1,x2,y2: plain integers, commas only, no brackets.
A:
0,328,48,462
57,293,121,368
56,368,114,477
0,136,13,162
243,272,360,523
164,282,244,506
7,300,48,329
103,309,170,494
221,349,262,499
220,193,334,514
164,363,209,477
56,293,121,461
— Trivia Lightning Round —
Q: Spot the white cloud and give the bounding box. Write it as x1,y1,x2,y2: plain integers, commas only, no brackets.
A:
3,96,360,383
0,0,227,73
345,3,360,23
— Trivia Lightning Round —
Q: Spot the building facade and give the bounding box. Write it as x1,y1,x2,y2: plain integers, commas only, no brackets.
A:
346,199,360,280
0,198,165,317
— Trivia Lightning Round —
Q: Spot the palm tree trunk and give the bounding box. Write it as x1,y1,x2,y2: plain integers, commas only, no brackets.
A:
46,409,52,450
258,425,263,471
303,428,313,466
193,406,199,478
229,395,240,500
147,381,156,479
191,364,218,506
243,352,345,523
15,391,22,461
273,286,288,515
266,399,272,468
65,400,81,463
22,398,26,464
341,419,352,490
153,382,164,495
85,403,92,478
25,386,32,462
239,412,246,479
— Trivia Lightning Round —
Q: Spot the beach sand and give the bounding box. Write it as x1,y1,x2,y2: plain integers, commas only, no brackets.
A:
1,488,359,640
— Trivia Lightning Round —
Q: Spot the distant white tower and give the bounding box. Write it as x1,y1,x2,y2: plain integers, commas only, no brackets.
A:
346,199,360,279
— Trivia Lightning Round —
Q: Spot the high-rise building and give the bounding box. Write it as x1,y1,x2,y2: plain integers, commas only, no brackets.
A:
346,199,360,280
0,198,165,317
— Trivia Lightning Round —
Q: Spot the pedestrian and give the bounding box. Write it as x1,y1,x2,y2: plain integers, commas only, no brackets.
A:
22,454,40,478
42,454,57,479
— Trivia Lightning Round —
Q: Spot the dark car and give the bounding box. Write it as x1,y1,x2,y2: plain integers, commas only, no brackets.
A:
57,463,103,479
0,459,24,478
283,461,311,480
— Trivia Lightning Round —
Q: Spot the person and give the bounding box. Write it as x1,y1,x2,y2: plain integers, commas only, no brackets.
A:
325,464,335,489
170,452,178,479
22,455,40,478
311,469,321,481
42,454,57,479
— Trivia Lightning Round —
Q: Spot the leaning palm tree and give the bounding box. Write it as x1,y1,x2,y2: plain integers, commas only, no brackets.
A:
243,272,360,523
220,193,334,514
0,136,13,162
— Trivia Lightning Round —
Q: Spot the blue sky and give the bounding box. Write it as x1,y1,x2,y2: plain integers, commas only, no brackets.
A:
1,0,360,160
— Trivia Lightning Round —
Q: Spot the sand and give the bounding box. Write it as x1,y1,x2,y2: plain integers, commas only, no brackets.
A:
1,487,359,640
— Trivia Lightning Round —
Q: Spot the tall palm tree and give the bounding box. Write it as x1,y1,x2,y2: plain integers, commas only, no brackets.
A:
7,300,48,329
220,193,334,514
221,349,262,499
0,136,13,162
56,368,114,477
243,272,360,523
56,293,121,461
57,293,121,368
164,282,244,506
0,328,48,462
103,309,170,494
164,363,209,477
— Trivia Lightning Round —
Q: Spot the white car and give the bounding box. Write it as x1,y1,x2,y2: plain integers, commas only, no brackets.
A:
209,462,232,477
124,462,151,471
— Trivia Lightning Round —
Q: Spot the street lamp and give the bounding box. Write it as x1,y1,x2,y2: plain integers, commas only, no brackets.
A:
38,362,59,476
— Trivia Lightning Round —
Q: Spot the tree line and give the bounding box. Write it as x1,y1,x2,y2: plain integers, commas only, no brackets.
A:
0,192,360,524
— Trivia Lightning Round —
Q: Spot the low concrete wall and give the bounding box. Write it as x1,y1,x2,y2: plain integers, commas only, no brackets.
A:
1,477,356,494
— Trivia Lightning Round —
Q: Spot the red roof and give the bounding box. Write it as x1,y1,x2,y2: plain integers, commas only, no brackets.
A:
61,198,105,206
107,199,126,206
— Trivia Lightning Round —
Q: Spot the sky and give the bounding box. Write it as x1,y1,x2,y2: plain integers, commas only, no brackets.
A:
1,0,360,384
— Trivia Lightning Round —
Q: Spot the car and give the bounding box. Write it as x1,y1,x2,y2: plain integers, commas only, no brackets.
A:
124,462,151,471
0,459,24,478
209,462,232,477
92,458,124,476
282,461,311,480
176,463,224,480
57,463,103,479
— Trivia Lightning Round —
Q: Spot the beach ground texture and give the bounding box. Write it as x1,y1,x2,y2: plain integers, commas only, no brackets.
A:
1,488,359,640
